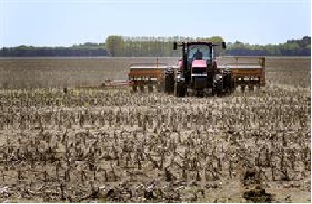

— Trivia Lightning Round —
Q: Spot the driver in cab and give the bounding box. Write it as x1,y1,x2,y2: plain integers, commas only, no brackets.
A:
193,48,203,60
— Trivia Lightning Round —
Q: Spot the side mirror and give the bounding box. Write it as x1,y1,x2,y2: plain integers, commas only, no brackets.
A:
222,42,227,49
173,42,178,50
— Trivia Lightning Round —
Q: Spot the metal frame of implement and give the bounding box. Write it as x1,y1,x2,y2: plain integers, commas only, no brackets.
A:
128,57,265,92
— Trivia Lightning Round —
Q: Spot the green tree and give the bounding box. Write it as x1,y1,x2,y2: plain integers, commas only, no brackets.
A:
209,36,222,42
105,35,124,57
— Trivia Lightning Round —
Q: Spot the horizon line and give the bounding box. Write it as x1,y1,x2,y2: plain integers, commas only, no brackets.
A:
0,35,310,48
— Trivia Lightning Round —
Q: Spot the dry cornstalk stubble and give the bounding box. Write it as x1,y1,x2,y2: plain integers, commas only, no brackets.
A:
0,84,310,202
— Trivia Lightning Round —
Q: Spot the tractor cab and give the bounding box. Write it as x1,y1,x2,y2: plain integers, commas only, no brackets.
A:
187,44,213,83
181,42,216,88
187,44,213,62
187,44,212,90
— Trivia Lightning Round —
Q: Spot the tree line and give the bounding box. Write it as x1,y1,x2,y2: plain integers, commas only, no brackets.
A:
105,35,311,57
0,42,109,57
104,36,224,57
226,36,311,56
0,36,310,57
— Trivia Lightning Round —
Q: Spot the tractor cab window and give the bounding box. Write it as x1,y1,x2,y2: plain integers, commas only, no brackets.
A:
188,45,212,62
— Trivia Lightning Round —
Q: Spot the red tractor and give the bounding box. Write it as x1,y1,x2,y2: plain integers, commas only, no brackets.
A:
164,41,234,97
128,41,265,96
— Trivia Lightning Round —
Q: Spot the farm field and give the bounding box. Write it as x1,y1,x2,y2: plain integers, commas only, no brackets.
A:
0,57,310,202
0,57,310,89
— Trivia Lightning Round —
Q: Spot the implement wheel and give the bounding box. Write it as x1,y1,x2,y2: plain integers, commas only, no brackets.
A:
147,83,154,93
139,83,144,93
132,81,138,93
174,81,186,97
241,85,246,93
213,79,223,97
248,84,255,92
164,72,175,94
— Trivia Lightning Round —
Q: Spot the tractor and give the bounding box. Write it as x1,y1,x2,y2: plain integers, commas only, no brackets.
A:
164,41,234,97
128,42,265,96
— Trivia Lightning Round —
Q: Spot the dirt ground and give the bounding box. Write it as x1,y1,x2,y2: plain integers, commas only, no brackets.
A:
0,57,310,202
0,57,310,89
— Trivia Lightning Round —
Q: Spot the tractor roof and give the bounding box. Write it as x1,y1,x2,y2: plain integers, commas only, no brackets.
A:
184,42,213,46
184,41,223,47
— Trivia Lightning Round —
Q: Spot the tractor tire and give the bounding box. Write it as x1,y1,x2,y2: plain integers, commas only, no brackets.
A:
174,82,186,97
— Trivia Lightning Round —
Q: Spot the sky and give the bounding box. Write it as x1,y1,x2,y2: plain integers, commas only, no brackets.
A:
0,0,311,47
